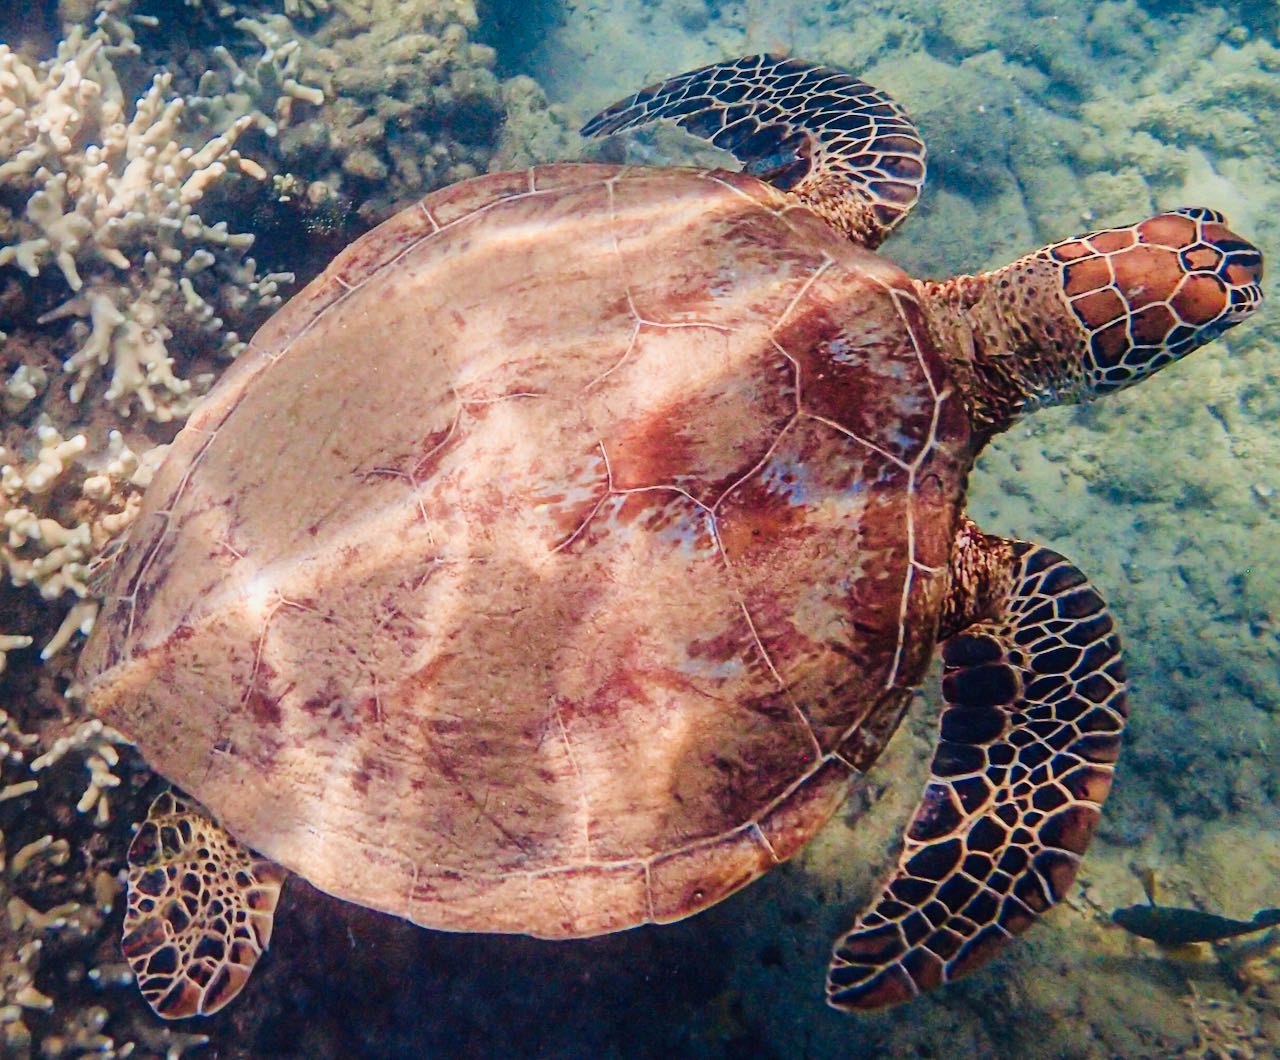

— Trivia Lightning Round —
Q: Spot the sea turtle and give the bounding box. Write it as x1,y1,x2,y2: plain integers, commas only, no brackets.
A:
78,54,1264,1019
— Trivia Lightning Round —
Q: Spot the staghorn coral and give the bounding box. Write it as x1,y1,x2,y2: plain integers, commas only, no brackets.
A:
0,25,294,422
191,23,325,139
1,418,160,661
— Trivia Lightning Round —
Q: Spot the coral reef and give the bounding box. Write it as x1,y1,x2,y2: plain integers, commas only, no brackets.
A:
0,0,1275,1056
263,0,572,221
0,10,304,1052
0,28,293,422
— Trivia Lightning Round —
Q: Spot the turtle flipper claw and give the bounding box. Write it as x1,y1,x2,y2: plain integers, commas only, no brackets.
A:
581,54,926,247
122,790,286,1019
827,542,1128,1010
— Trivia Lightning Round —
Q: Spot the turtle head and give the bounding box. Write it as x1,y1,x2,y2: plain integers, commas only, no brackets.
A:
923,207,1264,441
1047,207,1263,395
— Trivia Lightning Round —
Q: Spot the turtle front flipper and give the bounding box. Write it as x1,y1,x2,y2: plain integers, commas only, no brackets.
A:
122,790,286,1019
581,54,926,247
828,533,1128,1010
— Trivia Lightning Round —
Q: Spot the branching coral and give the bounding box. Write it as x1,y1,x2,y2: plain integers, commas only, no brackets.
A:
0,26,293,422
1,419,159,662
192,25,325,139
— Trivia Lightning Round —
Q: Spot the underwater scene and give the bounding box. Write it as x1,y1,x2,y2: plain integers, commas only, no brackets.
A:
0,0,1277,1055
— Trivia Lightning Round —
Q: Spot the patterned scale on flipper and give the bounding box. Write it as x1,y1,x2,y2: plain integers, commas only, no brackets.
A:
582,53,927,247
828,538,1128,1009
122,790,286,1019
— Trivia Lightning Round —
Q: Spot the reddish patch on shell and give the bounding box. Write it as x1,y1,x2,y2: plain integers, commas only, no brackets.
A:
242,659,284,726
600,342,796,504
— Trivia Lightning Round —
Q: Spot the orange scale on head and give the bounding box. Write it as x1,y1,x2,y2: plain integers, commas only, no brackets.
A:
1112,245,1183,307
1086,228,1136,254
1170,273,1228,325
1071,288,1127,329
1048,239,1090,262
1130,304,1177,346
1138,213,1196,248
1201,221,1236,245
1181,245,1222,271
1064,257,1112,297
1225,258,1263,288
1090,320,1130,367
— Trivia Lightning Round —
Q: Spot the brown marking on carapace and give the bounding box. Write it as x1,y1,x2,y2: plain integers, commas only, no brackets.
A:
353,695,381,725
777,273,939,463
601,343,796,504
684,624,759,670
299,676,345,716
607,409,698,492
242,659,284,726
713,474,809,557
411,417,461,479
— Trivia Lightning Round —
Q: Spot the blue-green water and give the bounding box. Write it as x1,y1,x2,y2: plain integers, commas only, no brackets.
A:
0,1,1276,1056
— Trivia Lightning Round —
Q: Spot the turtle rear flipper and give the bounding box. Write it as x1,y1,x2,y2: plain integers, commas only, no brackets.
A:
581,54,926,247
122,790,286,1019
828,538,1128,1010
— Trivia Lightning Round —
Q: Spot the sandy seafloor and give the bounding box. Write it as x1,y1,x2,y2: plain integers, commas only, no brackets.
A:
2,0,1279,1057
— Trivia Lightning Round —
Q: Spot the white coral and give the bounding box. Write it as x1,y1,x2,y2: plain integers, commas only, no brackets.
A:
0,29,293,421
0,421,155,657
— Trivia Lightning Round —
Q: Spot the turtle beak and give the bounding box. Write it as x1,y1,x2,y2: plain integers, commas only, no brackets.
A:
1210,224,1265,320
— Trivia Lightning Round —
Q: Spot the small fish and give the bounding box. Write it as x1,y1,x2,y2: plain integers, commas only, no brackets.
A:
1111,904,1280,946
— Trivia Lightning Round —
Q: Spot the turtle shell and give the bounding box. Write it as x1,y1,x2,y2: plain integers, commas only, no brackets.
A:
80,164,971,937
